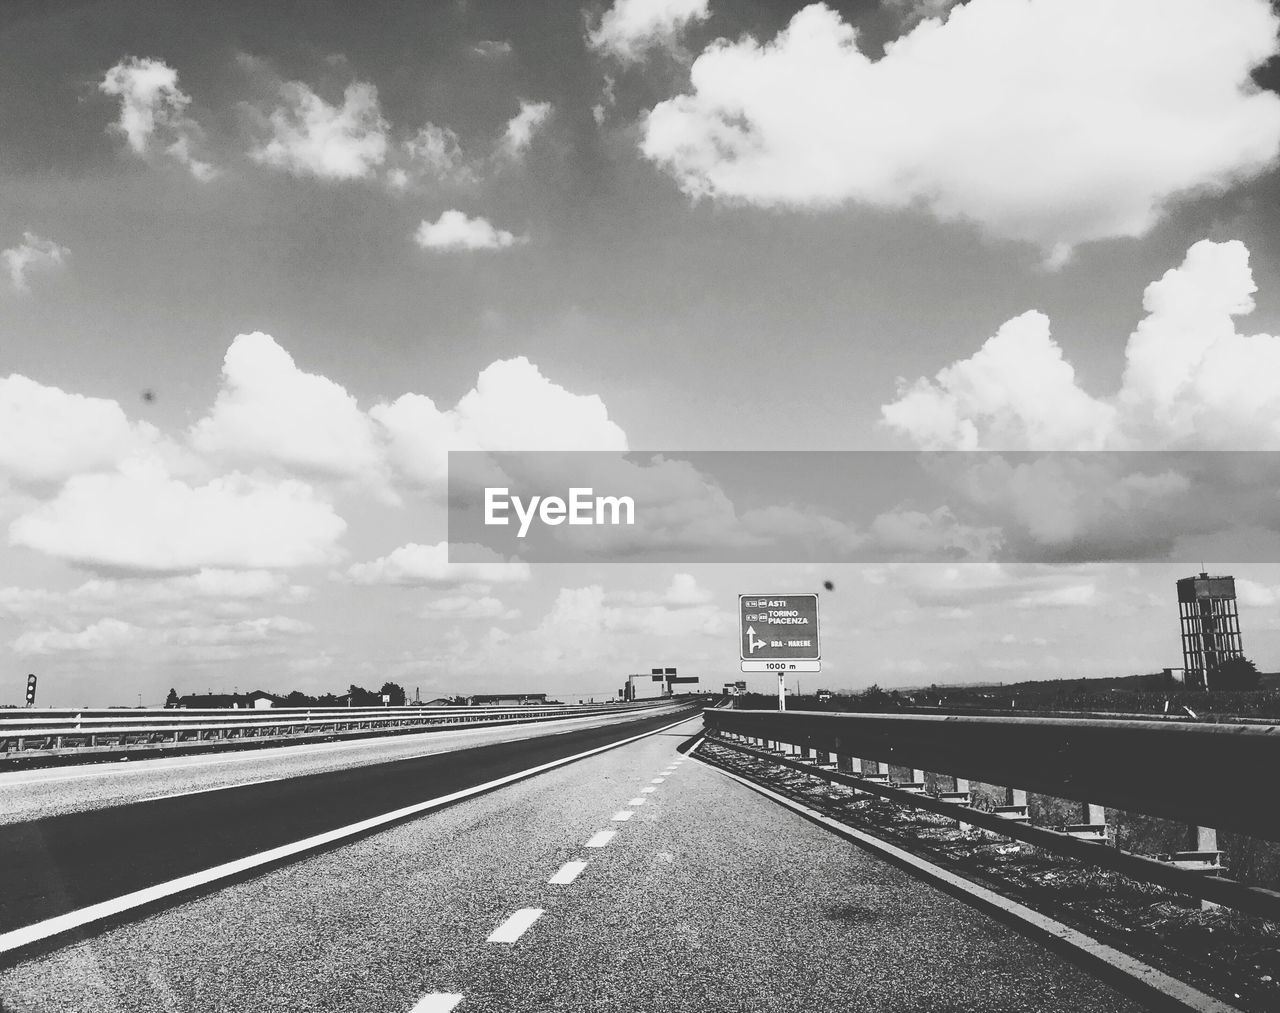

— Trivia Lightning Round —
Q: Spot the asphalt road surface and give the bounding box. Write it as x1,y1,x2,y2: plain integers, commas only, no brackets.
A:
0,713,1144,1013
0,705,686,826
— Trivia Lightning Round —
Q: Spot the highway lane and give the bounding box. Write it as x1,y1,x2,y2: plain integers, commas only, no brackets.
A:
0,716,1143,1012
0,705,695,938
0,705,685,826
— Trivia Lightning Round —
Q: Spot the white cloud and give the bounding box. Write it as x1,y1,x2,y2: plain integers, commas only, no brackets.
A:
609,572,714,608
99,57,217,180
869,506,1002,560
347,541,530,587
642,0,1280,257
396,123,477,187
9,456,346,573
420,594,519,620
472,40,513,59
589,0,711,62
251,80,388,180
373,355,628,488
3,233,69,293
883,239,1280,450
500,100,553,158
1013,583,1098,609
414,210,526,251
883,0,961,30
190,332,387,489
13,614,311,657
0,570,309,620
0,374,160,485
1237,579,1280,608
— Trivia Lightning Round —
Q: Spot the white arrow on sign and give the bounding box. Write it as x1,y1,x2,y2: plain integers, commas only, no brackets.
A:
746,625,766,654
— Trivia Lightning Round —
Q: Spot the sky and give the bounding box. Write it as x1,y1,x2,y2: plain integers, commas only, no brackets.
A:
4,0,1280,706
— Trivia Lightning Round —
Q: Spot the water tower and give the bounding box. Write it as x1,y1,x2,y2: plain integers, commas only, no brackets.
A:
1177,572,1243,689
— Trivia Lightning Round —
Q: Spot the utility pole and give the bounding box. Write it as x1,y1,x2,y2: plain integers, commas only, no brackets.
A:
778,672,786,712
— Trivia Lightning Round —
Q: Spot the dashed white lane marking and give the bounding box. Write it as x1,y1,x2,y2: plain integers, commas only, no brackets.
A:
487,908,544,943
585,830,617,848
612,810,634,821
651,778,665,784
626,798,646,806
410,993,464,1012
549,860,589,885
0,713,700,956
641,787,656,793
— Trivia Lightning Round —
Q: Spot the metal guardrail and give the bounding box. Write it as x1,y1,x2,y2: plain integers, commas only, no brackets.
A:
702,708,1280,918
0,701,678,763
705,709,1280,840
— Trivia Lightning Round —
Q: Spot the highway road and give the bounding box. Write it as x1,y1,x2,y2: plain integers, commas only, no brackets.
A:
0,705,686,825
0,711,1145,1012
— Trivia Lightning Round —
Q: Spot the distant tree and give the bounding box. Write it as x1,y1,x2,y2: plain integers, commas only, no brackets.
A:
348,684,380,707
379,681,407,706
285,690,315,707
1212,656,1261,691
165,688,179,708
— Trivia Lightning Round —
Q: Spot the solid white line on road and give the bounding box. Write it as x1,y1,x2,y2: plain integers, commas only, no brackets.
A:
626,798,646,806
487,908,544,943
641,787,656,793
0,712,701,956
549,861,589,885
612,810,633,821
651,778,665,784
410,994,464,1012
585,831,617,848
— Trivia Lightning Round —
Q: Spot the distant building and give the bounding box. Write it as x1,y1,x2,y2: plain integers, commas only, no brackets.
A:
469,693,548,706
1177,572,1244,689
174,690,282,709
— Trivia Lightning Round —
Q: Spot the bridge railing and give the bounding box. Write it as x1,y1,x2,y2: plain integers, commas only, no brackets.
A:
702,708,1280,918
0,700,677,761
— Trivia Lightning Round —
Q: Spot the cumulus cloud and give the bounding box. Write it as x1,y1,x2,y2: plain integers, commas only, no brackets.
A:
588,0,711,62
882,239,1280,450
190,332,387,489
500,100,553,158
642,0,1280,258
99,57,217,180
9,456,346,573
373,357,626,488
420,594,519,620
414,210,526,251
3,233,69,293
0,374,160,485
348,541,529,587
251,80,388,180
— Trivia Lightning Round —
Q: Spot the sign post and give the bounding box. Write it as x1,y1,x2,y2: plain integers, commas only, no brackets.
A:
739,595,821,709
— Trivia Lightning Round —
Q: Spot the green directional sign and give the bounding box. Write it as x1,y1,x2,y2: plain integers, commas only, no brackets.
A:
739,594,820,673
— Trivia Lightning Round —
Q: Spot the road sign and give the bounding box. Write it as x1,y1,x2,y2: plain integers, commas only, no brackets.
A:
741,659,821,672
739,594,820,673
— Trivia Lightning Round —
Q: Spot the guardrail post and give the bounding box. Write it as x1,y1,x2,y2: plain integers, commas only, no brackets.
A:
1186,824,1221,911
955,777,971,832
1066,802,1108,843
